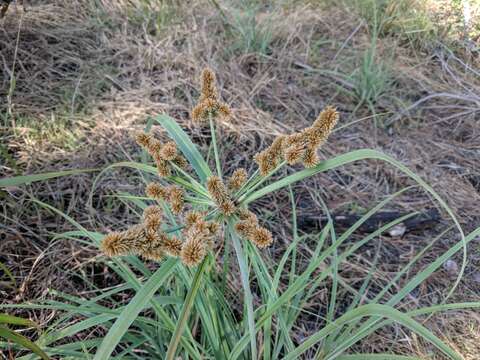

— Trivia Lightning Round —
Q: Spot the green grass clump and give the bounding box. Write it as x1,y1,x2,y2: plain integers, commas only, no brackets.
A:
0,69,479,360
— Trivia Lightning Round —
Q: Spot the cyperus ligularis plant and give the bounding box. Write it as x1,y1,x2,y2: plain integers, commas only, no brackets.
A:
1,68,477,360
100,68,337,267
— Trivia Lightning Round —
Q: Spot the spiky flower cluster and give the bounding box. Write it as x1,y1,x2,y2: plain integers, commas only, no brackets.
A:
191,68,231,124
136,133,187,177
145,183,185,214
101,204,220,266
101,205,180,261
228,168,248,191
234,209,273,248
206,176,236,216
254,106,339,175
180,212,219,266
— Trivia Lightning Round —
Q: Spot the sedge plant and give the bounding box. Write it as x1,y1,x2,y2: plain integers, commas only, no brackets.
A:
0,68,479,360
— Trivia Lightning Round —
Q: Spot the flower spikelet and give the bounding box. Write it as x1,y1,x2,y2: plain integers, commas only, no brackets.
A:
206,222,220,237
254,135,285,176
185,211,203,228
145,183,168,201
234,208,273,248
155,159,172,177
143,205,163,220
191,68,231,124
200,68,218,102
101,232,133,257
303,148,319,168
173,154,188,169
284,143,306,165
238,208,258,223
251,226,273,248
135,132,152,148
180,236,207,267
253,106,338,174
140,233,165,261
234,221,256,238
217,103,232,119
228,168,248,191
146,139,163,158
206,176,236,216
180,220,210,266
144,214,162,235
309,106,339,149
167,185,184,214
159,141,177,161
161,234,183,257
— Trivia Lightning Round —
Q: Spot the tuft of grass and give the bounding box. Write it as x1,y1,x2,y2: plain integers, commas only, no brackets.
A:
216,0,281,55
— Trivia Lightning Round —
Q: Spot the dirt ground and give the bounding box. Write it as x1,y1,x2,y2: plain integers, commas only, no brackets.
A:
1,0,480,358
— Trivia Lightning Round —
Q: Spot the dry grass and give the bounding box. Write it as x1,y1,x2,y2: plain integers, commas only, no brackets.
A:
1,0,480,358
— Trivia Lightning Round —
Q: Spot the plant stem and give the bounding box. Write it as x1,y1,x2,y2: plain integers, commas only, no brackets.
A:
209,115,222,179
166,258,209,360
228,220,258,360
237,161,286,204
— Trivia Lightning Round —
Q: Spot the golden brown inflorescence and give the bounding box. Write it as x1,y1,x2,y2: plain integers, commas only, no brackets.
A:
254,106,339,175
228,168,248,192
191,68,231,124
206,176,236,216
135,133,187,177
145,183,185,215
234,208,273,248
101,209,221,266
180,215,220,267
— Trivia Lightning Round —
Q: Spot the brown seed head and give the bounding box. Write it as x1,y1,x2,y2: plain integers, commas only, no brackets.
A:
217,102,232,120
135,132,152,148
101,232,132,257
219,200,236,216
251,226,273,248
159,141,177,161
238,208,258,223
156,159,172,177
206,176,236,216
200,68,218,102
234,221,256,238
144,215,162,235
180,236,207,267
313,106,339,132
173,154,188,169
146,139,163,157
143,205,163,221
135,228,164,261
284,144,305,165
206,222,220,236
145,183,168,201
228,168,248,191
270,135,286,155
161,234,183,257
303,148,319,168
185,211,203,228
168,185,184,214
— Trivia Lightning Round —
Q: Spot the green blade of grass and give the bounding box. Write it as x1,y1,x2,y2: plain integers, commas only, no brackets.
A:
0,314,35,327
93,258,177,360
337,355,421,360
165,258,209,360
0,168,98,187
0,326,49,360
282,304,461,360
228,220,258,360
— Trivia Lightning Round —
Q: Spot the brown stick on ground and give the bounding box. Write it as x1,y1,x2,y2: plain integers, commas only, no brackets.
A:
298,209,441,236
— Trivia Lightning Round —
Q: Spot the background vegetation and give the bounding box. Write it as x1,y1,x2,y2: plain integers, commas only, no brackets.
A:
1,0,480,358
